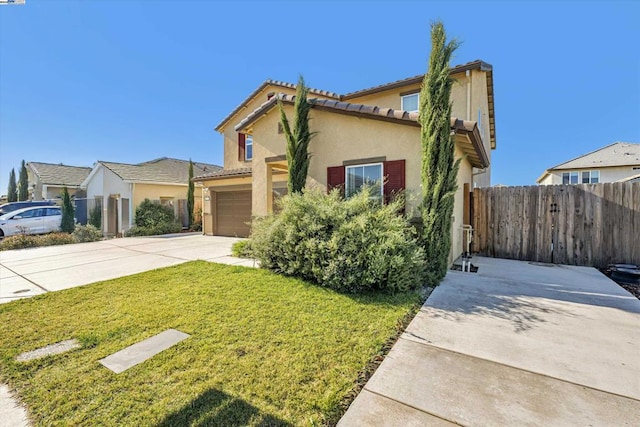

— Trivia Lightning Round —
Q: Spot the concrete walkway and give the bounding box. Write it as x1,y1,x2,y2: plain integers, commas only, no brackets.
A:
340,257,640,426
0,234,255,304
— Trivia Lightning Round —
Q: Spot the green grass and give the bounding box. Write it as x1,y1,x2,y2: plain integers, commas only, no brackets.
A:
0,261,420,426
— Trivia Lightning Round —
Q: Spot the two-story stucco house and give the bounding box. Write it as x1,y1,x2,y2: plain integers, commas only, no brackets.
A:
194,60,497,262
537,142,640,185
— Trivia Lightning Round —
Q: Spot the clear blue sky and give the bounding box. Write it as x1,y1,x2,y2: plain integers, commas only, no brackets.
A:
1,0,638,194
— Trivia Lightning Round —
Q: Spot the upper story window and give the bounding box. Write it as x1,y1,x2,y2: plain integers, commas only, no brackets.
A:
582,170,599,183
562,170,599,184
245,135,253,161
401,93,419,113
562,171,579,185
346,163,383,200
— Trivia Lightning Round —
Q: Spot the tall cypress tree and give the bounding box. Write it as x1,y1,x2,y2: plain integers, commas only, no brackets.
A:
7,168,17,202
278,75,315,194
187,159,194,228
60,186,75,233
18,160,28,201
420,21,460,285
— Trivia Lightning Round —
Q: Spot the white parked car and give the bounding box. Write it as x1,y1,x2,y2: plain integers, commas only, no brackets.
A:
0,206,63,239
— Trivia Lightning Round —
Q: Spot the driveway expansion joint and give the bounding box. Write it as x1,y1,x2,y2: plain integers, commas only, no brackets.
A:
0,263,49,293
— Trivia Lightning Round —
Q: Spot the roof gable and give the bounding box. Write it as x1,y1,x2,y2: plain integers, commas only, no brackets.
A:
90,158,222,185
550,142,640,170
216,60,496,148
27,162,92,187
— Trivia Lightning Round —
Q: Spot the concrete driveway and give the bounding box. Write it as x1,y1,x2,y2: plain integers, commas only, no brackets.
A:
0,234,254,304
340,257,640,426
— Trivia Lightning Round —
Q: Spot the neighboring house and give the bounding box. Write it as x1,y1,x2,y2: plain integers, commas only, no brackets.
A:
26,162,92,200
82,157,221,236
194,60,497,263
537,142,640,185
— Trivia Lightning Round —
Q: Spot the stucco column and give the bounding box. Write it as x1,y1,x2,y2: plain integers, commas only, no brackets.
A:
266,165,273,214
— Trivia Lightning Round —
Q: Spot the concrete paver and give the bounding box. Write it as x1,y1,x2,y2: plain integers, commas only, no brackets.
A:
99,329,190,374
340,256,640,426
0,384,29,427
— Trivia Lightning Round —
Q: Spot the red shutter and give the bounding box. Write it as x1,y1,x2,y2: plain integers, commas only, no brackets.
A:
238,133,246,161
383,160,405,205
327,166,345,196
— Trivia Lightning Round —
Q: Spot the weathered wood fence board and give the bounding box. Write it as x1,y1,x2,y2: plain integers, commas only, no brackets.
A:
473,183,640,267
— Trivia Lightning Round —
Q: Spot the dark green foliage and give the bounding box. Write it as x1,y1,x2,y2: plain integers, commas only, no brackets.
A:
250,188,426,293
278,75,316,194
60,187,75,233
134,198,175,228
419,21,461,285
89,205,102,229
125,222,182,237
0,233,76,251
128,198,181,236
231,240,253,258
72,224,103,242
18,160,28,201
187,160,194,228
7,168,17,202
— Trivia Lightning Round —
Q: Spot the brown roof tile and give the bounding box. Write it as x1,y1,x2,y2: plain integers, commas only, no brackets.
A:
193,167,252,181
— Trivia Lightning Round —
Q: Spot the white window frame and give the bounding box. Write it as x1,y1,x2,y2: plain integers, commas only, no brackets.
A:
401,93,419,113
562,171,579,184
245,135,253,161
345,162,383,200
581,170,599,183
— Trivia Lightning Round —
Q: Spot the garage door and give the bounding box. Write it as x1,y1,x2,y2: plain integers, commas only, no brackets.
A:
216,191,252,237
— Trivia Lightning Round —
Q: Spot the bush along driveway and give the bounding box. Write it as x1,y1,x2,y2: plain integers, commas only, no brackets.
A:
0,261,421,425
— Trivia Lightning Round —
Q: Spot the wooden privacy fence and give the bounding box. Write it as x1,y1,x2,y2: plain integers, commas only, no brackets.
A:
472,183,640,267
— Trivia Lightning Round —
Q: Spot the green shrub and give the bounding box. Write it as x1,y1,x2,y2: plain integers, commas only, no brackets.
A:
72,224,103,243
231,240,253,258
249,188,427,293
134,199,176,228
0,233,76,251
124,222,182,237
89,205,102,229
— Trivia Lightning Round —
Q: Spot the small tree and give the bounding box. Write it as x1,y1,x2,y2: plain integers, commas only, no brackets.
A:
278,75,316,194
18,160,28,201
187,159,194,228
60,186,75,233
7,168,17,202
419,21,461,285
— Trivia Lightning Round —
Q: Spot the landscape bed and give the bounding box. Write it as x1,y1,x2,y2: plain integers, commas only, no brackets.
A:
0,261,421,426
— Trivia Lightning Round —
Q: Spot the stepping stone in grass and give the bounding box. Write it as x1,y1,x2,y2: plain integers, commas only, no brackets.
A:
99,329,190,374
16,339,81,362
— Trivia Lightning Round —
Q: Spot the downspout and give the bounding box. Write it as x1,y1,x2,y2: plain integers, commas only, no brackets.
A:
130,183,134,230
466,70,472,121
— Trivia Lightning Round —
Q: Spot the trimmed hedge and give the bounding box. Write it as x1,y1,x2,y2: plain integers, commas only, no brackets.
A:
125,222,182,237
0,233,76,251
249,188,427,293
72,224,103,243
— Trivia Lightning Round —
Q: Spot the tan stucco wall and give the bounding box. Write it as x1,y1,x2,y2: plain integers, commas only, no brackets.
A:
132,183,195,208
250,104,473,262
540,165,640,185
219,84,337,171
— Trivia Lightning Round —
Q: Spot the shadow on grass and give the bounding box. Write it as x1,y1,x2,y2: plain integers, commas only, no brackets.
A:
157,388,292,427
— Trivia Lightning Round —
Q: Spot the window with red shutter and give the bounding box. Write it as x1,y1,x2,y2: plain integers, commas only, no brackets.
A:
327,166,345,196
383,160,405,204
237,133,246,162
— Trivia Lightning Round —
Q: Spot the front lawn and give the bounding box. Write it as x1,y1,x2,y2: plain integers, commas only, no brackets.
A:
0,261,420,426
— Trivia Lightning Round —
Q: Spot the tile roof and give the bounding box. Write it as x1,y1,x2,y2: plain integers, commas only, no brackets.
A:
549,142,640,170
27,162,92,187
234,94,488,169
99,157,221,184
216,60,496,148
214,80,341,131
193,167,252,181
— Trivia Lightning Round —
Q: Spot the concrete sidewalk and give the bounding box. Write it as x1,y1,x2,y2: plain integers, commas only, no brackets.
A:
0,234,255,304
340,257,640,426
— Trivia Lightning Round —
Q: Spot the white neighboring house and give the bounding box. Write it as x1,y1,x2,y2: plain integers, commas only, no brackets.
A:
81,158,221,236
537,142,640,185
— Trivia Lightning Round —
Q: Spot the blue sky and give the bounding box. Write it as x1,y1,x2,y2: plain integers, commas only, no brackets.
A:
1,0,638,194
